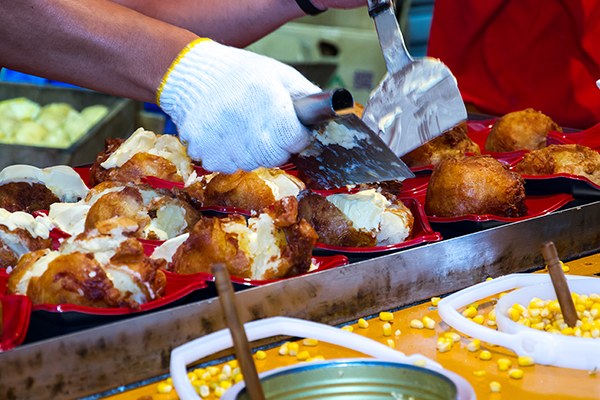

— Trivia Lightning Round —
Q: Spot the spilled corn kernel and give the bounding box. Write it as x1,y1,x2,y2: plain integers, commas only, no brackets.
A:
387,339,395,349
297,351,310,361
518,356,535,367
462,306,478,318
490,381,501,393
423,316,436,329
473,370,486,377
472,315,485,325
383,323,392,336
509,369,524,379
431,297,441,306
466,339,481,352
157,382,172,393
437,337,453,353
379,312,393,321
358,318,369,328
479,350,492,361
279,343,289,356
342,326,354,332
414,359,427,367
303,338,319,346
497,358,512,371
444,332,461,343
410,319,424,329
288,342,299,356
255,350,267,360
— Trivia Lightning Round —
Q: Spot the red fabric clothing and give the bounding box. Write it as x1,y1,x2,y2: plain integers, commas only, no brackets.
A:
427,0,600,129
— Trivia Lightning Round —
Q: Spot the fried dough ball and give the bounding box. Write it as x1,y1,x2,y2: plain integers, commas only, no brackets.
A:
153,197,318,280
515,144,600,185
50,182,201,240
425,155,528,217
401,122,481,167
298,187,413,247
0,209,53,269
181,167,305,213
7,217,167,309
484,108,562,152
89,128,193,186
0,182,59,213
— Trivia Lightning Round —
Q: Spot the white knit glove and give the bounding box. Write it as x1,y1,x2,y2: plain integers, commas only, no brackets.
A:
158,39,321,174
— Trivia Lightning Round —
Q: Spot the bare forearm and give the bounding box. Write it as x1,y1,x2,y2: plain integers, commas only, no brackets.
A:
110,0,307,47
0,0,197,102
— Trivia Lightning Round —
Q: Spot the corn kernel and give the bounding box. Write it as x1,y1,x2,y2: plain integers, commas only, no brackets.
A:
214,386,225,398
462,307,478,318
423,316,436,329
303,338,319,346
383,323,392,336
497,358,512,371
414,359,427,367
486,277,493,281
379,312,393,321
437,340,452,353
509,369,524,379
509,308,520,322
288,342,299,356
395,330,402,336
410,319,424,329
561,327,574,336
468,302,480,309
479,350,492,361
518,356,535,366
255,350,267,360
513,303,526,313
583,331,592,338
222,364,232,378
444,332,461,343
192,380,206,388
220,380,232,389
473,370,487,377
201,371,211,380
308,355,325,362
342,326,354,332
499,292,507,298
233,373,243,383
297,351,310,361
387,339,395,348
466,339,481,352
472,315,485,325
490,381,501,393
358,318,369,328
487,320,497,327
531,322,545,330
208,366,220,376
279,343,289,356
199,385,210,398
438,336,454,347
431,297,441,306
488,309,496,321
192,369,205,378
157,382,172,394
187,372,197,382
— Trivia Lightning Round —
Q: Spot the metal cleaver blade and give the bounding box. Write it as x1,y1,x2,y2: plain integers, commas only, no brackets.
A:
290,89,415,191
362,0,467,158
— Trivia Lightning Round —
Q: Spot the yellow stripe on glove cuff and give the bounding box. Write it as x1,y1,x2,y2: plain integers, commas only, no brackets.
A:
156,38,212,106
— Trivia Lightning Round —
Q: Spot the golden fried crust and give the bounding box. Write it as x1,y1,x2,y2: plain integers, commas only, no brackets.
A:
0,225,53,269
109,239,167,301
0,182,60,213
169,216,252,278
401,122,481,167
85,186,149,234
26,252,125,308
202,170,276,212
6,249,50,294
89,138,125,187
485,109,562,152
425,155,528,218
175,182,205,209
146,195,201,237
515,144,600,185
297,190,377,247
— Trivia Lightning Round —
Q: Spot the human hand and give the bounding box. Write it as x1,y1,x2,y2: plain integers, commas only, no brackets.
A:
158,39,321,174
312,0,367,10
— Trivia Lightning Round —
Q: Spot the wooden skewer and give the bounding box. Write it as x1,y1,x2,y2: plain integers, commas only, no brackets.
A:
541,242,578,328
212,263,265,400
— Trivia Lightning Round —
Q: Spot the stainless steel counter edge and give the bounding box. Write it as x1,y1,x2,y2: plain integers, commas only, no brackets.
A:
2,201,600,400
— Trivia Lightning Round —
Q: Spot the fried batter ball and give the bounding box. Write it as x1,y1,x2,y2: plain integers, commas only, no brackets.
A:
484,108,562,152
0,209,53,269
401,122,481,167
154,197,318,280
425,155,528,217
181,167,305,213
298,187,413,247
515,144,600,185
89,128,193,186
7,217,167,309
50,182,201,240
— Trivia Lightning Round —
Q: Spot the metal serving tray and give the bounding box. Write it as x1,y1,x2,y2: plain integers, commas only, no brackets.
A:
1,198,600,399
0,82,140,169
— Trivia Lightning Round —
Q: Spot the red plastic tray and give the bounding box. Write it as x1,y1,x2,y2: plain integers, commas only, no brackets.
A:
161,255,349,287
0,271,31,352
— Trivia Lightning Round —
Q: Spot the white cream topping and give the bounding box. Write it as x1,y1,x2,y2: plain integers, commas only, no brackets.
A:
255,168,304,200
0,208,52,239
151,233,190,263
101,128,192,179
314,121,369,149
48,202,90,236
326,189,412,245
104,267,148,304
0,164,89,202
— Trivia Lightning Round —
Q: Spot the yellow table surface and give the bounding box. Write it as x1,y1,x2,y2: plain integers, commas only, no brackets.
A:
107,254,600,400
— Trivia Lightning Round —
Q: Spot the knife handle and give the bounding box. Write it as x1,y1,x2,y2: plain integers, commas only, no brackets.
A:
293,88,354,126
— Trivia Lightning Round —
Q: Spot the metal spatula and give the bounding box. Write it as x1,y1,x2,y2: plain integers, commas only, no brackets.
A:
290,89,415,190
362,0,467,157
